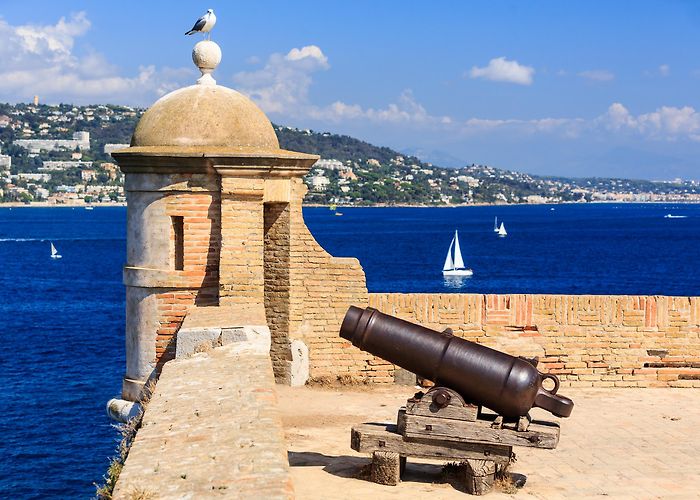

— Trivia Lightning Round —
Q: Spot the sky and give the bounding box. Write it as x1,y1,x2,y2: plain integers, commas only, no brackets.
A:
1,1,699,180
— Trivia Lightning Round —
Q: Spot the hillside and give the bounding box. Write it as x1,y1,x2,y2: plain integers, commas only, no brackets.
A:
0,102,698,205
274,125,700,205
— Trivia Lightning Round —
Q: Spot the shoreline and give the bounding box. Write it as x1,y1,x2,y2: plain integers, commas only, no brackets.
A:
1,200,698,209
0,202,126,208
305,200,700,208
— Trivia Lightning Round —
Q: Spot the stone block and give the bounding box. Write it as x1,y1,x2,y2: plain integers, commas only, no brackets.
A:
290,339,309,387
393,367,416,386
220,326,247,343
176,326,221,358
222,325,271,355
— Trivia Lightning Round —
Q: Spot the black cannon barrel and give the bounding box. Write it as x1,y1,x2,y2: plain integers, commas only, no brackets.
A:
340,306,573,418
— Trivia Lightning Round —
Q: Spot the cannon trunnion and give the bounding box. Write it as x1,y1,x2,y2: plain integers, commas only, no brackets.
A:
340,305,573,418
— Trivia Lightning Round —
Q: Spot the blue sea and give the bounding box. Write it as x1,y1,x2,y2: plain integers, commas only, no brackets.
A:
1,203,699,498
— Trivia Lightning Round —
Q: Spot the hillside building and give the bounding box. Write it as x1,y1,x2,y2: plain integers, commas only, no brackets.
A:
15,131,90,153
39,160,92,171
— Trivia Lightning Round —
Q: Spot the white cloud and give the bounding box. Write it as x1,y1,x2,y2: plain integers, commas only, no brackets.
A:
311,90,452,126
600,102,700,141
236,46,700,144
285,45,329,68
234,45,330,114
469,57,535,85
578,70,615,82
658,64,670,77
461,116,584,139
458,103,700,142
0,13,192,104
234,46,451,126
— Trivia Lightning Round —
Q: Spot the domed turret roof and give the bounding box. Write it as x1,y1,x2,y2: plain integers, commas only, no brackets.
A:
128,40,279,152
130,84,279,150
113,40,318,174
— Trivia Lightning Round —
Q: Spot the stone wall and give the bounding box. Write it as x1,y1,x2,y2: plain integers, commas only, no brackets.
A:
350,293,700,388
121,173,220,399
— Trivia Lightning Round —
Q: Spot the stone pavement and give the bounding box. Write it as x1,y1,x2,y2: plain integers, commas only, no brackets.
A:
113,343,293,499
277,386,700,499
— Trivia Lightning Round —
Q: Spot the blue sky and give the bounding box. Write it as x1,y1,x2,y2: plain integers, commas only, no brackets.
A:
1,1,699,180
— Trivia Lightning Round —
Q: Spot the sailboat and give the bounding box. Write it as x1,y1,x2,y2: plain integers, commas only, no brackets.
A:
497,222,507,237
50,242,62,259
442,230,473,276
493,216,499,232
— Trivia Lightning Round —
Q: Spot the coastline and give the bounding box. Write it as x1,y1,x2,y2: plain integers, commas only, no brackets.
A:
1,200,697,209
0,201,127,208
302,200,700,208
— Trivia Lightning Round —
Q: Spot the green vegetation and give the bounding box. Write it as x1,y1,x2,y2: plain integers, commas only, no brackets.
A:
275,125,699,205
95,382,156,499
0,103,698,206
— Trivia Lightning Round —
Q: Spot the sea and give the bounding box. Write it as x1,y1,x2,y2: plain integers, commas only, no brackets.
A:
1,203,699,498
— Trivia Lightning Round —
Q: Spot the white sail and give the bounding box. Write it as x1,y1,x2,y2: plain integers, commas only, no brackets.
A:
50,242,61,259
453,230,465,269
442,231,473,276
498,222,507,237
443,236,454,271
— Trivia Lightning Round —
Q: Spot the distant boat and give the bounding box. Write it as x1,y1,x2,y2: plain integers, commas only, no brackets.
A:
442,230,473,276
50,242,62,259
335,212,343,216
493,216,499,232
85,206,94,210
329,204,337,211
497,222,507,237
664,214,687,219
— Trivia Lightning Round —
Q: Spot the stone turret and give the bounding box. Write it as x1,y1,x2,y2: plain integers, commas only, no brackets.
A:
110,41,367,406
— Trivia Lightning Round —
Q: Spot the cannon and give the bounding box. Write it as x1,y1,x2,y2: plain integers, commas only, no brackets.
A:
343,306,574,494
340,306,573,418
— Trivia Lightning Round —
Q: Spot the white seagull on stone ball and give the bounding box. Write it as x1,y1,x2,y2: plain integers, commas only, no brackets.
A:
185,9,216,39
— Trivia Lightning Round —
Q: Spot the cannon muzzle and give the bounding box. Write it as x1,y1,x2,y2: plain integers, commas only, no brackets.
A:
340,306,573,418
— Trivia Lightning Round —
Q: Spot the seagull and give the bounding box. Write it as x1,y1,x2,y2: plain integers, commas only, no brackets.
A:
185,9,216,39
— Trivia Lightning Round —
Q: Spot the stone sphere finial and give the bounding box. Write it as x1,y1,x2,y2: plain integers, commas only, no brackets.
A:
192,40,222,85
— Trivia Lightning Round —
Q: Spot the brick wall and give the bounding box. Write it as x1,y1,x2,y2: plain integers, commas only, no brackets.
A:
285,179,371,380
353,293,700,388
219,177,265,306
264,202,292,382
154,192,219,366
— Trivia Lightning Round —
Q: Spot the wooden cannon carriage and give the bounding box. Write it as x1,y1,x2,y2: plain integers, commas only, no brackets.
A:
340,307,572,495
351,386,560,495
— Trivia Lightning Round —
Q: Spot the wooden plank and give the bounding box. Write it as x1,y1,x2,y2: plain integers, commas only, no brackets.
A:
351,423,512,465
401,413,559,449
405,400,477,421
404,388,478,422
